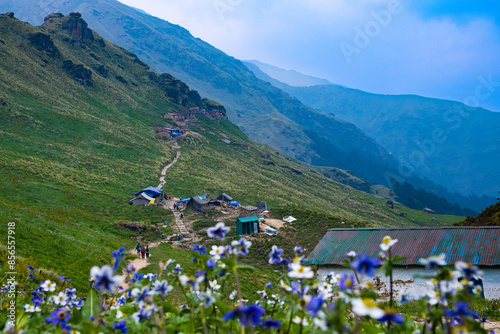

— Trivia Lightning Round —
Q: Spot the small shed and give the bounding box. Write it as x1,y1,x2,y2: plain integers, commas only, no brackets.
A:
131,192,154,206
305,227,500,300
264,226,277,235
185,196,208,212
422,207,436,214
236,216,260,235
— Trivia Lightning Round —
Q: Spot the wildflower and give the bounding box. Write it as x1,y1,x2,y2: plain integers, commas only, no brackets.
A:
268,245,284,265
152,280,173,297
113,320,129,333
31,295,43,306
53,292,68,306
260,318,282,329
229,290,237,300
266,282,273,288
292,316,309,326
380,235,398,251
164,259,175,269
126,265,135,273
231,238,252,256
294,246,303,255
313,317,328,331
346,251,357,259
207,222,230,239
28,273,34,279
23,304,41,312
145,273,157,282
209,245,225,260
90,265,122,293
338,272,355,290
398,293,409,304
350,254,381,277
59,275,71,282
257,290,267,299
132,304,155,324
280,280,292,292
223,304,265,327
49,308,71,325
28,265,35,271
473,285,483,294
200,289,216,307
325,272,338,284
179,275,204,291
351,298,384,319
318,281,333,299
112,247,126,272
426,288,446,306
305,295,324,317
288,262,314,279
419,254,447,269
455,261,483,280
192,244,207,255
209,279,221,291
444,301,479,319
173,264,183,274
131,287,154,303
206,258,216,269
40,280,56,292
65,288,76,299
377,309,405,324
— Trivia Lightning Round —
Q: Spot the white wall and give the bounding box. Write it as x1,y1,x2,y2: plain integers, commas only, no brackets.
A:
317,266,500,300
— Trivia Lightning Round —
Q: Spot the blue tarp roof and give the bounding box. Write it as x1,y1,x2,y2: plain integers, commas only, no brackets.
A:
178,198,190,203
136,187,163,197
228,201,240,207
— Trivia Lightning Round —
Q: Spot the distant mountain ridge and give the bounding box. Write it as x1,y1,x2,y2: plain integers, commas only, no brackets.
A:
245,60,499,210
244,60,333,87
1,0,402,187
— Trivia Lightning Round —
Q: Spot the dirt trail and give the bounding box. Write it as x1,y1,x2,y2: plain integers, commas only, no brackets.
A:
157,145,180,189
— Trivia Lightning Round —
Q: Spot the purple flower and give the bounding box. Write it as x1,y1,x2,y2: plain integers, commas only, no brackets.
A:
268,245,284,265
223,304,265,327
350,254,381,277
259,318,282,329
113,320,129,333
50,308,71,325
378,312,405,324
112,247,126,272
338,272,355,290
306,295,324,317
195,270,206,279
444,302,479,319
266,282,273,288
192,244,207,255
294,246,303,254
206,259,216,269
231,238,252,256
28,266,35,271
28,273,34,279
207,222,230,239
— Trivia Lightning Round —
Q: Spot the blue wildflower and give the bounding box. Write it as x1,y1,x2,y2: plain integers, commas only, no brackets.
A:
207,222,230,239
338,272,355,290
223,304,265,327
206,259,216,269
294,246,303,255
378,311,405,324
28,273,34,279
306,295,324,317
268,245,284,265
112,247,126,272
266,282,273,288
192,244,207,255
259,318,282,329
50,308,70,325
444,302,479,319
28,266,35,271
231,238,252,256
350,254,381,277
113,320,129,333
90,265,122,293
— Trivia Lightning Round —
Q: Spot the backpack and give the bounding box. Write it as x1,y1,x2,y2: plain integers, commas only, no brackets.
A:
141,248,145,254
138,245,141,251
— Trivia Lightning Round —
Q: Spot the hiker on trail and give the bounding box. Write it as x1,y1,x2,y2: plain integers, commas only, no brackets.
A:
141,246,146,259
180,211,183,219
136,243,141,256
146,245,150,259
173,203,176,211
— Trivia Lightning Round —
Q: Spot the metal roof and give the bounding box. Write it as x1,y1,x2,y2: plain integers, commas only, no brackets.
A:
305,227,500,267
237,216,260,223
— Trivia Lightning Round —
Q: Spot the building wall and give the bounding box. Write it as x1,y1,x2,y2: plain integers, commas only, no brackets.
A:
317,265,500,300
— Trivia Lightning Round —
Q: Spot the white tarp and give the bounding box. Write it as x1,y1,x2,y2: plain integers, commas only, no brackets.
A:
282,216,297,223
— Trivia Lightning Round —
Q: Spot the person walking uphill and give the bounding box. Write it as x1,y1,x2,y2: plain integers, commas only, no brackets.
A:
141,246,146,259
136,242,141,256
180,211,184,219
146,245,150,259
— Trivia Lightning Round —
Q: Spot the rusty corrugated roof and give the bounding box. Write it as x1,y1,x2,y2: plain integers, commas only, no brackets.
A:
304,227,500,266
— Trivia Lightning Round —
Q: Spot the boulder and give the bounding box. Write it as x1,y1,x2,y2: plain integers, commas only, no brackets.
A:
61,12,94,47
28,32,58,56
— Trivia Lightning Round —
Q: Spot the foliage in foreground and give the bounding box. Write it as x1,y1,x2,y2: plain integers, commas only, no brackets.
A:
1,223,497,334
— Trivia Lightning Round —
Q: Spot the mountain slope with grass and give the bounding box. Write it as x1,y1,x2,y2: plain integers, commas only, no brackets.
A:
0,13,463,293
0,0,404,188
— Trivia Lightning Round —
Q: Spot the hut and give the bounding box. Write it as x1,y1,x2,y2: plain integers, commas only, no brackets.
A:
185,196,208,212
215,193,233,202
305,226,500,300
135,187,163,198
236,216,260,235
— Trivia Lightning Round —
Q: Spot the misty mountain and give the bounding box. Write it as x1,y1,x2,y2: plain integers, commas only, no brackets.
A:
1,0,401,187
244,61,499,210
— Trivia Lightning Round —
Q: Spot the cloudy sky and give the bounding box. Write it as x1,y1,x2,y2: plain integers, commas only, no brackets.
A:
117,0,500,110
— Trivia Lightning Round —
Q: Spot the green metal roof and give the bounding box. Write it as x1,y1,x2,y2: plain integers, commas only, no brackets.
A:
237,216,259,223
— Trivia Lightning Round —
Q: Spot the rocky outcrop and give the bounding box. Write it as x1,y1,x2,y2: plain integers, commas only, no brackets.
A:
61,12,94,47
1,12,14,18
43,13,63,22
62,60,92,86
28,32,58,56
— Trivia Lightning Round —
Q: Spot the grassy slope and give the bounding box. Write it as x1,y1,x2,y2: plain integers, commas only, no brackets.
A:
0,15,461,294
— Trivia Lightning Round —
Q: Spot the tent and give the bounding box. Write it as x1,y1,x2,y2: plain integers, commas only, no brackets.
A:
177,198,190,204
185,196,208,212
236,216,260,235
135,186,163,198
131,192,154,206
228,201,239,207
215,193,233,202
282,216,297,223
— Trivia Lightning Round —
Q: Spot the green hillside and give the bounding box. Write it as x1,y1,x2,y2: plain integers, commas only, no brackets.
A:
0,13,462,292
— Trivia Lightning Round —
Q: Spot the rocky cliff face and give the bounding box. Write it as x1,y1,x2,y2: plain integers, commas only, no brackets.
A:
44,12,95,47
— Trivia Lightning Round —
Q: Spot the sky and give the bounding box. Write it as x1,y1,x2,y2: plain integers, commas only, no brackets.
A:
117,0,500,111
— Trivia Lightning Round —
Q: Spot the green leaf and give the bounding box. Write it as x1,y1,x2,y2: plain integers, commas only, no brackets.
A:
82,289,99,321
163,301,179,315
236,264,255,272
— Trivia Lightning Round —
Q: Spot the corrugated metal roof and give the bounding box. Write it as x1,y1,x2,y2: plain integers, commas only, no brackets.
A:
237,216,259,223
305,227,500,266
